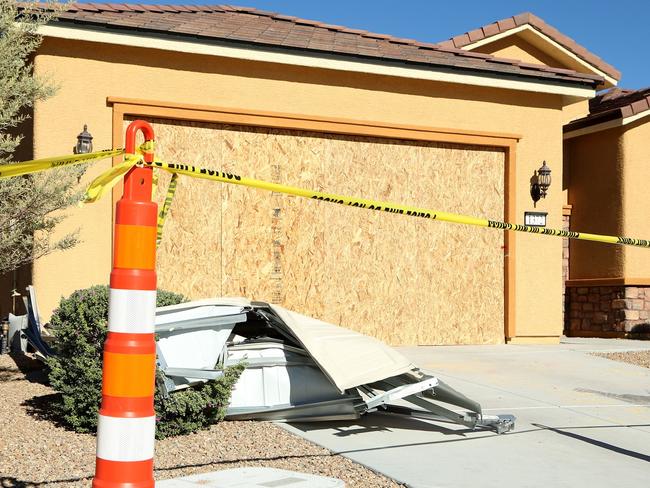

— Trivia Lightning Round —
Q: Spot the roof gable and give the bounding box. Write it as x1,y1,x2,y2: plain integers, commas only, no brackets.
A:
438,12,620,88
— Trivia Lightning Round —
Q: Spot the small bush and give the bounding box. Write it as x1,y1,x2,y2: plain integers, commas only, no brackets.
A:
154,364,244,439
47,285,244,438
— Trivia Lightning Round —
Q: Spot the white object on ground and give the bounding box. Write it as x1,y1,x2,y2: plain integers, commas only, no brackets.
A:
156,467,345,487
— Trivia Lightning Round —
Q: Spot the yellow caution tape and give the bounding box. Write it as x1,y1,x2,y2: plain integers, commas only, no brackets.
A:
7,137,645,250
142,160,650,249
157,173,179,247
152,171,159,200
83,154,144,204
139,140,156,154
0,148,125,180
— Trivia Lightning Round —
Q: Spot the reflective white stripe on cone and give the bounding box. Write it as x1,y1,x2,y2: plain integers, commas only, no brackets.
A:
96,415,156,462
108,289,157,334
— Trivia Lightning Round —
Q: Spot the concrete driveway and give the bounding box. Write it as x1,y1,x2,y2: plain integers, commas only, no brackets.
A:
282,338,650,488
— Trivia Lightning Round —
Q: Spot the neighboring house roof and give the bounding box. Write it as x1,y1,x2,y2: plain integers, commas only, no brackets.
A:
437,12,620,83
40,3,602,89
589,87,650,116
564,87,650,135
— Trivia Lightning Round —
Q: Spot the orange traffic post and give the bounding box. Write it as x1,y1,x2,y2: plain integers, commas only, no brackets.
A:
93,120,157,488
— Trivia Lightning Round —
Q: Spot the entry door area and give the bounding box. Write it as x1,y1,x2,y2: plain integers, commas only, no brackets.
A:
126,117,505,345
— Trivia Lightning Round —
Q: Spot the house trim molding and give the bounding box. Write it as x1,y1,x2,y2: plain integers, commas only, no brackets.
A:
109,96,519,341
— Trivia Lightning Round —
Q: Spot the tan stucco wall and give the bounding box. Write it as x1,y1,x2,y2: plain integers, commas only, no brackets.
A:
473,35,592,213
565,128,625,278
473,36,560,68
563,99,590,125
471,37,591,126
29,36,569,341
621,119,650,277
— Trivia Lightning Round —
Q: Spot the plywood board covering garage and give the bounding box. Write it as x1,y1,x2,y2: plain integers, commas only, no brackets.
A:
126,117,505,345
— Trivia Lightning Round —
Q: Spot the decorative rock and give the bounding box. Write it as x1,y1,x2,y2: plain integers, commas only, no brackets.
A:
625,320,644,332
592,312,607,324
624,309,640,320
566,284,650,336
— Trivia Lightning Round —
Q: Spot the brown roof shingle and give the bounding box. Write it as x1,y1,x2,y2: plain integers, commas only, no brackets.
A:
564,87,650,132
33,3,603,88
589,87,650,115
437,12,621,81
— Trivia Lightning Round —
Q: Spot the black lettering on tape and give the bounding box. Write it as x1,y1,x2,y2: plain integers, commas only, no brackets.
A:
488,220,510,230
617,236,647,246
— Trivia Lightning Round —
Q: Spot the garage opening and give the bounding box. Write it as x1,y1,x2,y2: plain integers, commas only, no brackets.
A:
126,117,505,345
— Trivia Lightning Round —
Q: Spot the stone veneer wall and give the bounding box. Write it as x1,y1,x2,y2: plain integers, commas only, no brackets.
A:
567,285,650,336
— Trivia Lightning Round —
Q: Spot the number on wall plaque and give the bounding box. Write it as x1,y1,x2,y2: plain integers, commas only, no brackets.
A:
524,211,547,227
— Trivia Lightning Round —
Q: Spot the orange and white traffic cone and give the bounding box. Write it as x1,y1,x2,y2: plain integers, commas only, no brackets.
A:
93,120,157,488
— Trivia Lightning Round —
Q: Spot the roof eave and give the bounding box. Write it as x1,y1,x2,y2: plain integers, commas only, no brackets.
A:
40,22,600,99
564,109,650,139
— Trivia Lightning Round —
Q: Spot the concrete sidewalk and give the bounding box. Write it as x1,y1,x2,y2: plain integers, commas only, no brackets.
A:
282,338,650,488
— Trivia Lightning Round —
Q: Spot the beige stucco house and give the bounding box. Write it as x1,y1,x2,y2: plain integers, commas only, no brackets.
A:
3,5,638,345
564,88,650,337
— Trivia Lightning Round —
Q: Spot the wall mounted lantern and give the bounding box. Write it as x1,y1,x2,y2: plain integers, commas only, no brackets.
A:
530,161,551,206
73,124,93,154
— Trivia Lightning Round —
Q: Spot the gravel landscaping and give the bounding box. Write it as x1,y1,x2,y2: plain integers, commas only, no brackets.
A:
0,354,402,487
592,350,650,369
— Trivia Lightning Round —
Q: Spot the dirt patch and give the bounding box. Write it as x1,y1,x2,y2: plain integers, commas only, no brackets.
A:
592,350,650,369
0,354,401,487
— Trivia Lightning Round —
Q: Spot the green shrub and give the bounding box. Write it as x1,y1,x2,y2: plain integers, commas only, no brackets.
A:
47,285,244,438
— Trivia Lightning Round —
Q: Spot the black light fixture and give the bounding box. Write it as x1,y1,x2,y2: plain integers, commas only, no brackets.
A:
530,161,552,206
73,124,93,154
